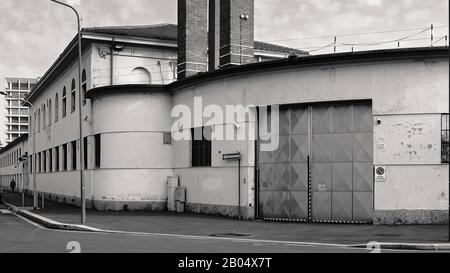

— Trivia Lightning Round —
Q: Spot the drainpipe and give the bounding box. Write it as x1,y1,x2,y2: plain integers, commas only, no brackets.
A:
238,156,241,219
158,61,165,85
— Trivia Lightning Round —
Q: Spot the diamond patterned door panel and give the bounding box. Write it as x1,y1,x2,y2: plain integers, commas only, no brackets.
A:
311,103,374,223
259,106,309,221
258,103,373,223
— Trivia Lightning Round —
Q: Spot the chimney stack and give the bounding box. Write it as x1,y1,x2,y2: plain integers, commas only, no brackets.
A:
177,0,209,79
208,0,221,71
219,0,255,68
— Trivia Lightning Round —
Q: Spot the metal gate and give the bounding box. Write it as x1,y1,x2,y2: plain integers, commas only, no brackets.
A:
258,102,374,224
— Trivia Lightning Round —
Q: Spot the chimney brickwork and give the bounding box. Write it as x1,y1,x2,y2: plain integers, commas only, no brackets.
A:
178,0,209,79
219,0,255,68
208,0,221,71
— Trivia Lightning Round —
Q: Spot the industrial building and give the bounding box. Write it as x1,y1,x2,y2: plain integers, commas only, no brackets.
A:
0,0,448,225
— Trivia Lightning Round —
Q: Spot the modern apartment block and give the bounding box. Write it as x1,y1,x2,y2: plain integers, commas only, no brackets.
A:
2,77,38,145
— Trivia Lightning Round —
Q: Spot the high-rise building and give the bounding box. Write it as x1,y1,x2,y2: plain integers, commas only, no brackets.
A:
2,77,38,145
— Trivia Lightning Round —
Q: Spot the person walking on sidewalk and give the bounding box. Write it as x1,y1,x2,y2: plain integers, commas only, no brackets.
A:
10,179,16,193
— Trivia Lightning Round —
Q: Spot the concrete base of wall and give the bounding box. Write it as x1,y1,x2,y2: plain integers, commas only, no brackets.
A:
24,190,167,212
92,200,167,211
24,190,95,209
374,210,449,225
185,202,255,220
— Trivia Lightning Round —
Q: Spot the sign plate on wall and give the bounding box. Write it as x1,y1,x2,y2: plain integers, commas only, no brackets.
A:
318,184,327,192
375,166,386,183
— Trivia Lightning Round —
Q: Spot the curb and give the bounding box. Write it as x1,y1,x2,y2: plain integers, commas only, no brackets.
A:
378,243,450,251
2,200,450,252
2,201,101,233
353,242,450,251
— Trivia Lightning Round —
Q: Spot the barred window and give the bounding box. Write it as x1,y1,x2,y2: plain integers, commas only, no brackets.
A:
191,127,212,167
442,114,449,164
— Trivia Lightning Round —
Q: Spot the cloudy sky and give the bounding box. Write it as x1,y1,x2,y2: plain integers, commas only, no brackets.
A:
0,0,448,81
0,0,448,143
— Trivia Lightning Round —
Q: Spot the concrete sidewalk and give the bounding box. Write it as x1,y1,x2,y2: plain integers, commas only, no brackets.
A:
2,193,449,249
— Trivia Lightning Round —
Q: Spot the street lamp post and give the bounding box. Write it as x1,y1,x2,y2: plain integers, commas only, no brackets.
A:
50,0,86,224
0,92,35,208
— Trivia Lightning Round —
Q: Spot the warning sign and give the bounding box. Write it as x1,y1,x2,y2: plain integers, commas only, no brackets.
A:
375,166,386,183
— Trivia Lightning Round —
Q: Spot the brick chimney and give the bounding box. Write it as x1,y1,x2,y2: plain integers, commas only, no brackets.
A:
208,0,221,71
219,0,255,68
177,0,209,79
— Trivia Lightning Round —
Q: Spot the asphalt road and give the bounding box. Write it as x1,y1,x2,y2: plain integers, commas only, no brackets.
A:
0,207,380,253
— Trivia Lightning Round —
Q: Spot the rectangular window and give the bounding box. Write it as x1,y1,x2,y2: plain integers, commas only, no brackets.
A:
20,82,29,90
38,153,41,173
84,137,88,170
95,134,101,168
49,149,53,172
55,147,60,172
11,81,19,90
163,132,172,145
63,144,68,171
29,155,33,173
442,114,449,164
191,127,212,167
72,141,77,170
43,151,47,173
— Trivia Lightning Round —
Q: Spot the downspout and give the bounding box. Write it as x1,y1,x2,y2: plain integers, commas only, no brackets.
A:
238,156,241,219
254,106,260,219
158,61,165,85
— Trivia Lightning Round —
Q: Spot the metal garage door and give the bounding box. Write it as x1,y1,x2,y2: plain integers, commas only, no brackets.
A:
258,102,374,224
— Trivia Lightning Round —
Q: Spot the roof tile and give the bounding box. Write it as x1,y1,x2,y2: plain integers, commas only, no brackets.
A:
83,23,308,55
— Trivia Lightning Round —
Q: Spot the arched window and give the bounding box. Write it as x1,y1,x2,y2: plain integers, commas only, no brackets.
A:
82,70,87,105
71,79,76,113
48,99,52,126
55,93,59,122
62,87,67,118
130,67,152,84
38,109,41,132
42,104,46,129
34,112,37,134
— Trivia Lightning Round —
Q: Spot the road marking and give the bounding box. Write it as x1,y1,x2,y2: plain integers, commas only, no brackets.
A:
9,212,431,253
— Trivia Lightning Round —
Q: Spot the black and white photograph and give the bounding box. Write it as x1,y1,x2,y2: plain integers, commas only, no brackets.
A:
0,0,449,262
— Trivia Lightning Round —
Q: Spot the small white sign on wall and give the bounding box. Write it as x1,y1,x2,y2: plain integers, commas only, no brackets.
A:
375,166,386,183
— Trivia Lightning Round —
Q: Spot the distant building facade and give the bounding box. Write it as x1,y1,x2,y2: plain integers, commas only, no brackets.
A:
2,77,38,145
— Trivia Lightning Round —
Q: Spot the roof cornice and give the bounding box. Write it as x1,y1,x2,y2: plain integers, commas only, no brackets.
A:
169,46,449,91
